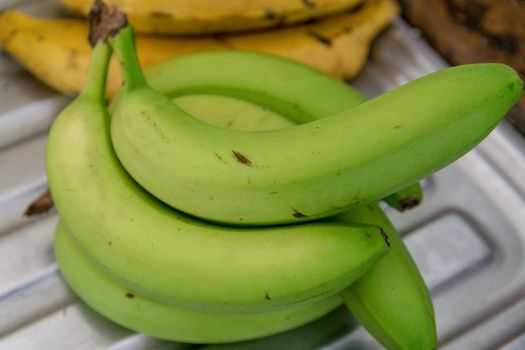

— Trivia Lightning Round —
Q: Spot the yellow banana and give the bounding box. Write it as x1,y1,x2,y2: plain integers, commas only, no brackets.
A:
60,0,366,35
0,0,399,96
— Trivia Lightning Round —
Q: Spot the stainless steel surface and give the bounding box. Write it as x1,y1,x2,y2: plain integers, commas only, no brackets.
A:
0,2,524,349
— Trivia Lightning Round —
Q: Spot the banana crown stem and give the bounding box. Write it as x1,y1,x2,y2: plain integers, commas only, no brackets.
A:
80,42,112,102
109,26,147,91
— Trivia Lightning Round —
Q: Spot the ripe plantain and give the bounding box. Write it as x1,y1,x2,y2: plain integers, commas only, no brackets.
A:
54,222,343,343
60,0,365,35
0,0,399,96
109,24,523,226
48,40,389,315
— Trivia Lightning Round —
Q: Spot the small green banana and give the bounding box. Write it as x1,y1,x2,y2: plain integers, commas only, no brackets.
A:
54,222,343,343
338,204,437,350
109,25,523,226
48,41,388,315
383,181,423,212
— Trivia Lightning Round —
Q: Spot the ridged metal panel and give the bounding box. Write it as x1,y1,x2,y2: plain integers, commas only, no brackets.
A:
0,1,524,349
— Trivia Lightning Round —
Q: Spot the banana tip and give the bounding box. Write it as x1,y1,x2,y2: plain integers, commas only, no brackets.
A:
396,196,420,212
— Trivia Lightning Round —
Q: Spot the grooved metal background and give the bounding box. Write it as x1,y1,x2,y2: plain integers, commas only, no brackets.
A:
0,1,524,349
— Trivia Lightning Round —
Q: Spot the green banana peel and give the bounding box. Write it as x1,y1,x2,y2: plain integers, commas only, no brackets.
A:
54,222,343,343
50,5,524,346
109,26,523,226
48,39,389,317
338,204,437,350
384,181,423,212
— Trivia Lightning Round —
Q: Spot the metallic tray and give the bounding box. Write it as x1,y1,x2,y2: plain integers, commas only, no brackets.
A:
1,1,524,349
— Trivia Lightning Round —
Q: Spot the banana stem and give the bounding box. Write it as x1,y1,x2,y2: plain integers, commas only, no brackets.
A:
80,42,112,103
109,26,147,91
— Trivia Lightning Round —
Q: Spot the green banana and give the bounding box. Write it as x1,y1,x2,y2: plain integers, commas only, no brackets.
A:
109,26,523,226
338,204,436,350
48,41,389,315
54,222,343,343
178,96,434,348
173,94,294,131
383,181,423,212
125,44,436,349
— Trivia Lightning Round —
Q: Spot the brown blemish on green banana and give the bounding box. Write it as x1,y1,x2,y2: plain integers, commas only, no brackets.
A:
141,111,170,143
378,226,390,247
125,292,135,299
396,196,421,211
232,150,252,166
287,288,338,306
214,152,224,162
292,209,308,218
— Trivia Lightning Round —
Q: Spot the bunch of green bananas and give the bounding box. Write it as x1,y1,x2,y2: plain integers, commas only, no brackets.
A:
47,4,523,350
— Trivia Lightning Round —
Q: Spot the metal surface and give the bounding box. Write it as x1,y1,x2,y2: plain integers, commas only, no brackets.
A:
0,1,524,349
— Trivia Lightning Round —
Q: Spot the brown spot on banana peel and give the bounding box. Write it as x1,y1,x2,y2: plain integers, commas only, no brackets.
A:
307,30,333,46
302,0,316,9
150,11,172,18
292,209,308,218
287,288,338,306
263,9,287,26
265,292,271,301
378,226,390,247
396,196,421,212
214,152,227,164
347,1,366,14
125,292,135,299
264,9,277,21
232,150,252,166
67,49,79,70
25,190,54,216
1,28,18,47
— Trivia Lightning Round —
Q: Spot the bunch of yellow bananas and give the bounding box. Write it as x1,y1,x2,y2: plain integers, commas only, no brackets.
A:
0,0,398,96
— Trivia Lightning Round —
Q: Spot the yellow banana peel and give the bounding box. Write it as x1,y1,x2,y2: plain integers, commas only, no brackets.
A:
0,0,399,96
60,0,366,35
